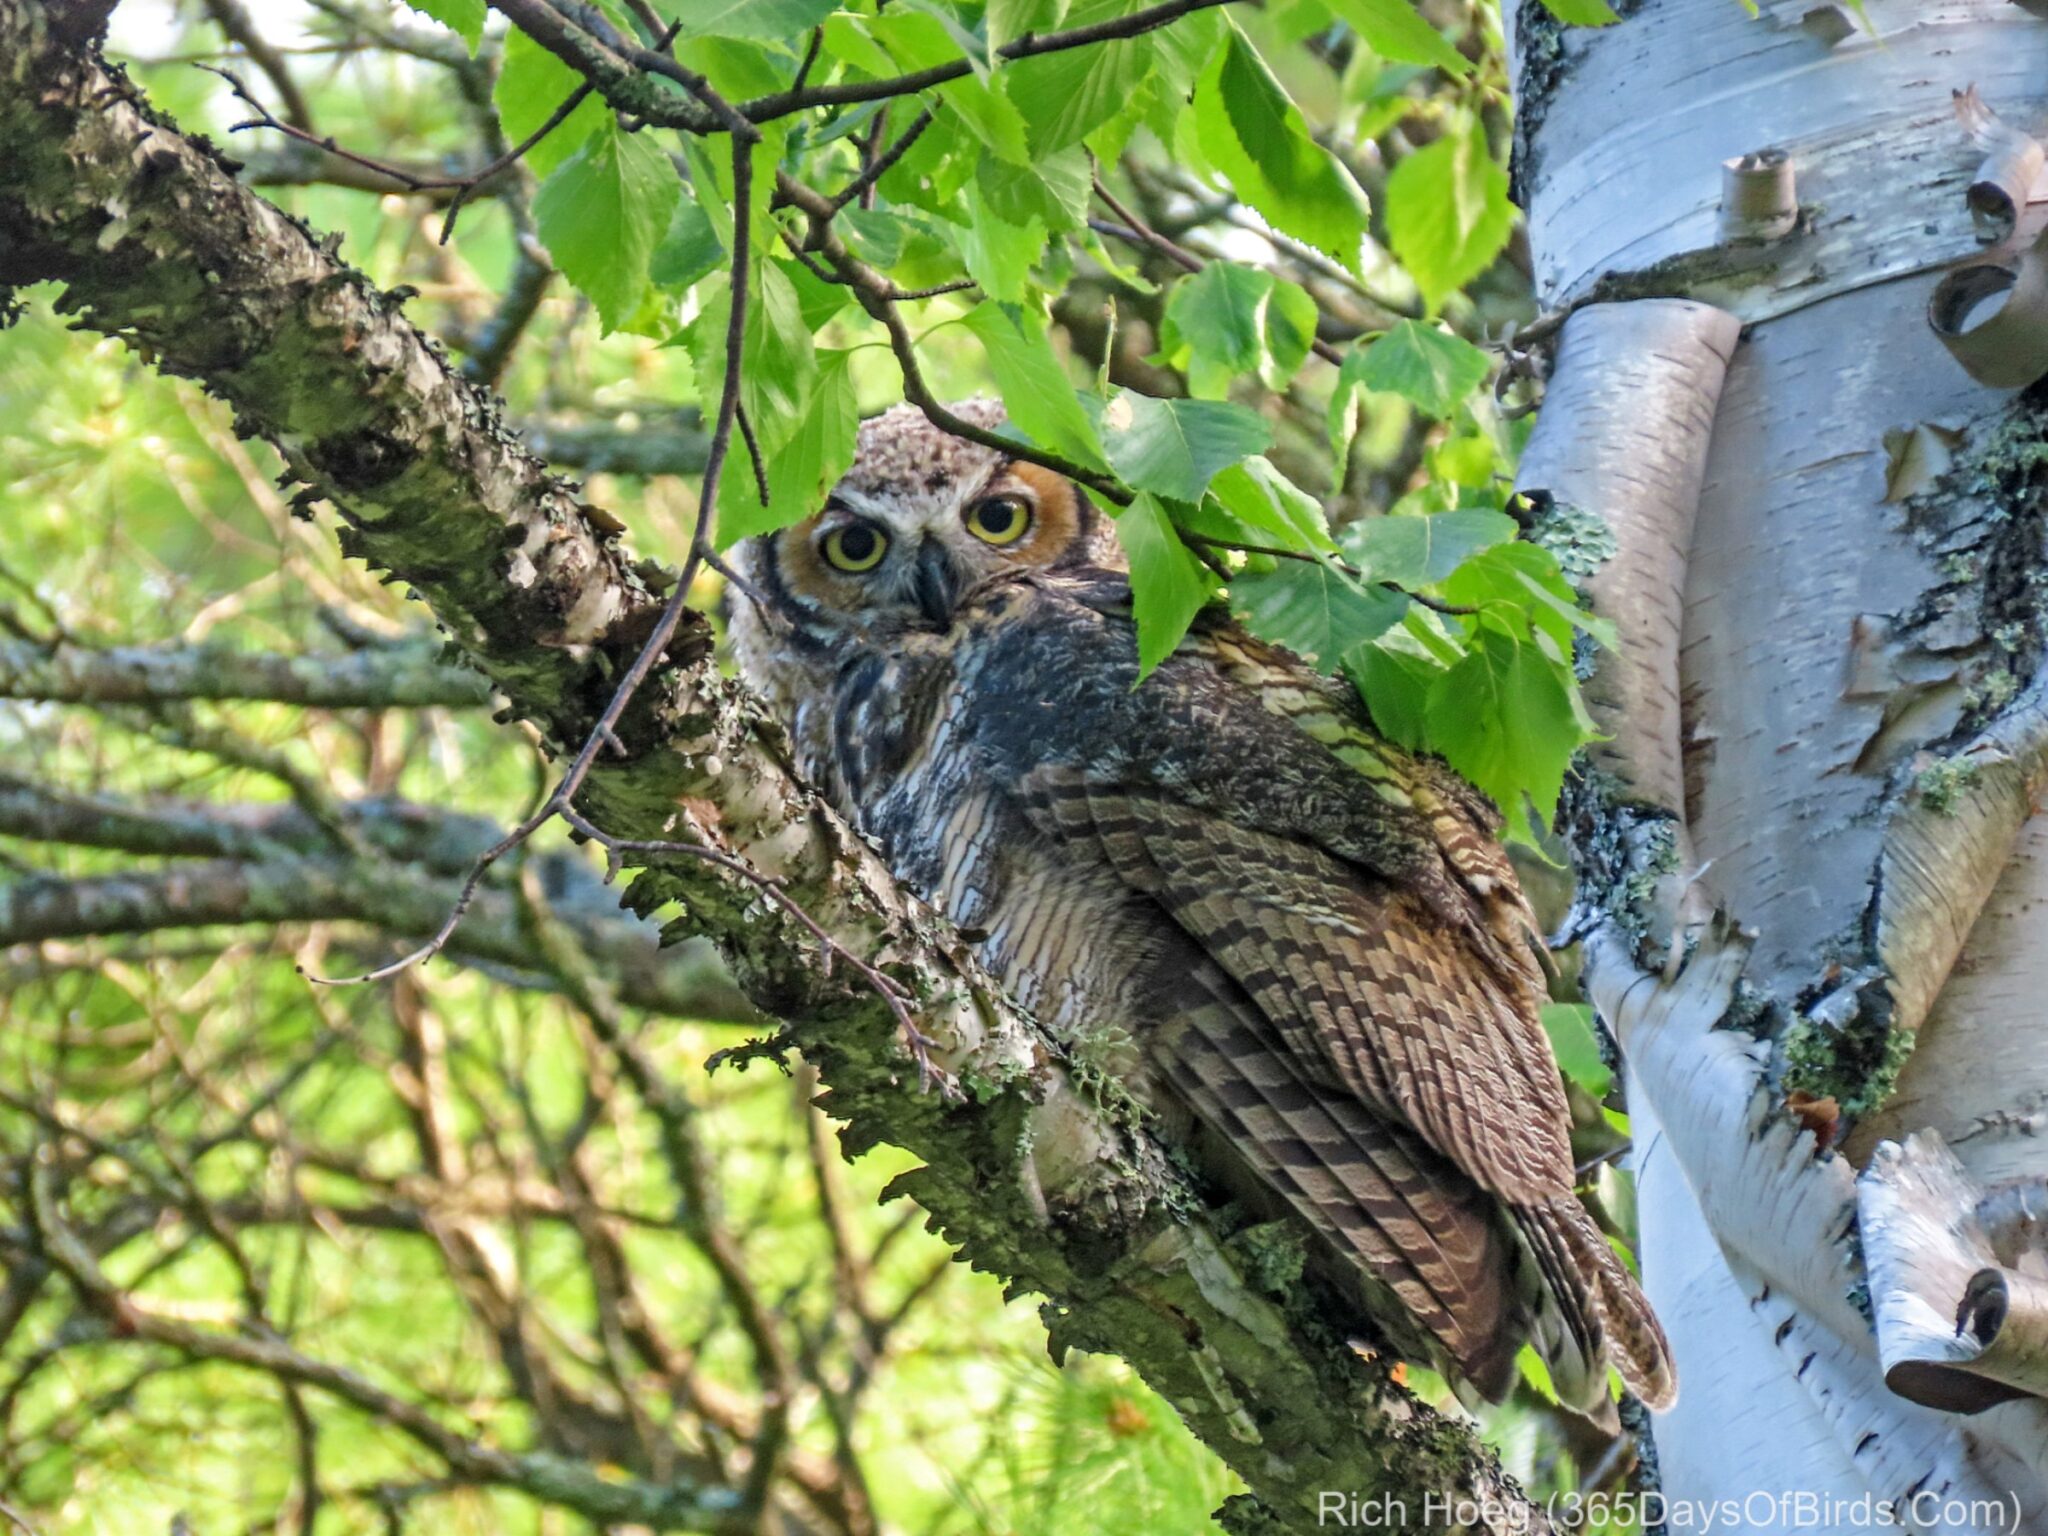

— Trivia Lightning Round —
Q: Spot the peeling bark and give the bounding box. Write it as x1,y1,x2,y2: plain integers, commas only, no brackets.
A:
1859,1130,2048,1414
0,6,1541,1528
1513,0,2048,1521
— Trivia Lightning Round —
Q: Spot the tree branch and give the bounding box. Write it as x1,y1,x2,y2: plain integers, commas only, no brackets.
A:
0,634,492,708
0,779,758,1022
22,1161,755,1532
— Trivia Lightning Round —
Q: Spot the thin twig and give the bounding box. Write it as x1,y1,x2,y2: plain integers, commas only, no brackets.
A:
1093,176,1346,366
735,405,772,508
828,107,932,215
733,0,1242,126
557,809,943,1092
774,171,1129,506
201,0,315,129
493,0,1241,134
791,27,826,95
203,65,595,245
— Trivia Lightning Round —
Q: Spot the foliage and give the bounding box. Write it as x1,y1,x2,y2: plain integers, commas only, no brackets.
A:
461,0,1603,838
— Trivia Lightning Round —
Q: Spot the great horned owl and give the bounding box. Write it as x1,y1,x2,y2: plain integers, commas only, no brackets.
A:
729,399,1674,1417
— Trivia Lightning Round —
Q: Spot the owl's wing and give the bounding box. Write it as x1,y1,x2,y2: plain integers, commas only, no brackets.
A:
1155,946,1525,1397
1019,766,1575,1207
979,577,1576,1207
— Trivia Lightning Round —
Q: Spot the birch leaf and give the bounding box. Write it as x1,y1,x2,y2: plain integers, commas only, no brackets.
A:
1116,493,1222,676
533,121,680,333
1384,123,1515,312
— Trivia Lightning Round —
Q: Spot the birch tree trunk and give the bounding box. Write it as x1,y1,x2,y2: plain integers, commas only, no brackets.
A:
1510,2,2048,1526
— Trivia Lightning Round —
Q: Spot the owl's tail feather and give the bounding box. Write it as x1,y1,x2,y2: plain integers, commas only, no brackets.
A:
1515,1197,1677,1415
1161,962,1525,1401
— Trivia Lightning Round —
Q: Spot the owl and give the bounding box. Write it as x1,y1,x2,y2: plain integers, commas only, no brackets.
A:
729,399,1674,1417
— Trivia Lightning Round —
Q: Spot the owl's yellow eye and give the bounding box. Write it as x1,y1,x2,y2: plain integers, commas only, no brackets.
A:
964,495,1032,546
821,522,888,572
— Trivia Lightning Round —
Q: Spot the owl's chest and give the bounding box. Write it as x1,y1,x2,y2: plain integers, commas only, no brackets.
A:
819,655,1168,1038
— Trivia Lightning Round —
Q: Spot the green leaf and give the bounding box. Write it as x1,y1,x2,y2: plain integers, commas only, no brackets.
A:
1541,1003,1614,1097
1342,508,1515,588
1007,0,1154,152
1359,320,1491,418
1344,621,1445,749
404,0,484,48
959,303,1108,471
1114,493,1221,676
1538,0,1620,22
942,76,1034,164
1232,560,1405,670
1157,263,1322,397
1384,121,1516,312
1099,393,1271,503
978,146,1092,231
836,206,912,268
1160,264,1269,400
532,121,680,333
650,198,724,290
821,12,896,73
864,12,1031,164
656,0,836,41
1328,346,1372,470
780,255,854,332
1261,276,1320,388
1423,622,1589,843
716,349,860,546
1209,457,1336,552
1193,29,1370,266
951,185,1045,302
990,0,1070,48
494,29,606,178
686,262,818,454
1440,540,1615,652
680,34,799,99
1322,0,1469,74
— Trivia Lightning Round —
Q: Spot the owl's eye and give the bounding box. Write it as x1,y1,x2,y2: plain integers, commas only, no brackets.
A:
964,495,1032,546
821,522,888,572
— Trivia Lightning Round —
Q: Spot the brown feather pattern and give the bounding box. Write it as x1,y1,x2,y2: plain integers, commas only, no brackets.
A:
727,403,1675,1416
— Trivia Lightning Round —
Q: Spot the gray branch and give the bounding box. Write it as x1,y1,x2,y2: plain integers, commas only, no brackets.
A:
0,778,757,1023
0,634,492,708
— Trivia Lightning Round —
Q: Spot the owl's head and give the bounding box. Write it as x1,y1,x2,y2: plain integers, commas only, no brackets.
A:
729,399,1117,678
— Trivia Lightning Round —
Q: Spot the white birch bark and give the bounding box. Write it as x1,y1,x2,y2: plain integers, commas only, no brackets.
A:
1510,1,2048,1527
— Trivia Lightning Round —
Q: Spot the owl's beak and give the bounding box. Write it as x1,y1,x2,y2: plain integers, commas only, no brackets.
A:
910,538,962,626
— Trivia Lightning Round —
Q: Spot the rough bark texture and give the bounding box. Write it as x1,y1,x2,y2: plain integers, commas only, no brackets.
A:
0,6,1540,1529
1512,0,2048,1524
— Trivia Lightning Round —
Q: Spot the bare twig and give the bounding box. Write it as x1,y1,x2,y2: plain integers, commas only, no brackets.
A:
827,107,933,215
203,65,596,244
201,0,314,130
1093,176,1346,366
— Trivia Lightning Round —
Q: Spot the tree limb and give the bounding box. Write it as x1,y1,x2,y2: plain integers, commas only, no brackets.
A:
0,634,492,708
0,779,757,1021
